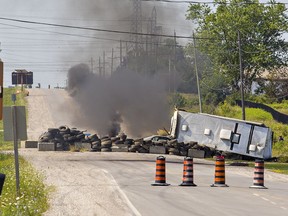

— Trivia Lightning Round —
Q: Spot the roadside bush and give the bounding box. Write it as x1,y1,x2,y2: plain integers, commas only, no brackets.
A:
168,92,186,109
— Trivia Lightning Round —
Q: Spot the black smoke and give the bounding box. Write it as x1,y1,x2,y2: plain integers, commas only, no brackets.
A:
67,63,170,138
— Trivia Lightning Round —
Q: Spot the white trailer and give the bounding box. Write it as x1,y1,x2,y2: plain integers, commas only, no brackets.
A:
170,110,273,159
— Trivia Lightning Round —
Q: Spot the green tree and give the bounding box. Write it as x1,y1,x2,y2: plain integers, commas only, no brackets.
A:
186,0,288,92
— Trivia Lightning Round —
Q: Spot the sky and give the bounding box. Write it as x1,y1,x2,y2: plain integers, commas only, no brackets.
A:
0,0,194,88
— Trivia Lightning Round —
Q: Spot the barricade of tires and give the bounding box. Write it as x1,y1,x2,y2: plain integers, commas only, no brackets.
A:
38,126,87,151
38,126,215,157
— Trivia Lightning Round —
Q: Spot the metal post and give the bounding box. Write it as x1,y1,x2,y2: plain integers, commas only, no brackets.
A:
193,33,202,113
12,106,20,196
238,30,245,120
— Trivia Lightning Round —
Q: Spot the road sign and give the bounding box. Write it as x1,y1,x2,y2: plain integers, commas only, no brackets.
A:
3,106,27,141
12,70,33,85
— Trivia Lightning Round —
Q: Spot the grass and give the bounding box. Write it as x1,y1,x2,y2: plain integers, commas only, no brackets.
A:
263,163,288,175
0,87,50,215
214,102,288,159
226,160,288,174
0,153,51,215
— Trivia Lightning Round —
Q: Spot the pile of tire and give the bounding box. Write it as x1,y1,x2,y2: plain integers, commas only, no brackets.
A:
38,126,87,151
111,136,132,151
88,134,101,152
128,138,149,153
38,127,215,157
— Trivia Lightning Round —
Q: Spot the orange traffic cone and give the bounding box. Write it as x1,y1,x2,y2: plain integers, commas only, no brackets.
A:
151,156,170,186
250,159,267,189
211,156,228,187
179,157,197,186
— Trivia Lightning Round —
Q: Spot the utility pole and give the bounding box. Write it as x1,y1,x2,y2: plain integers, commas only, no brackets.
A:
146,34,149,77
173,31,177,93
103,51,106,78
98,57,102,77
120,40,123,65
90,57,94,73
169,57,171,93
111,48,114,76
193,32,202,113
238,30,245,120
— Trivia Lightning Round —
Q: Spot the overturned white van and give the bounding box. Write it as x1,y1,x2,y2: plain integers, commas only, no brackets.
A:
170,110,273,159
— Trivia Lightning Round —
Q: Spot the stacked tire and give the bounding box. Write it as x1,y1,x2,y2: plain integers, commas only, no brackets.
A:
38,126,86,151
88,134,101,152
101,137,112,152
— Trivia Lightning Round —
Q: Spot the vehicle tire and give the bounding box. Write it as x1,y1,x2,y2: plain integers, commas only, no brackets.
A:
70,128,80,135
88,134,99,141
129,146,137,152
39,136,50,142
48,128,60,134
67,136,76,142
102,140,112,145
102,143,112,148
59,125,70,134
76,134,85,140
124,139,134,145
101,148,112,152
114,140,124,145
92,140,101,145
137,147,149,153
111,137,120,142
91,145,101,151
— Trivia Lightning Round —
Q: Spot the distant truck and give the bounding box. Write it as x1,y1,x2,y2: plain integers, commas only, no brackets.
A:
170,110,273,159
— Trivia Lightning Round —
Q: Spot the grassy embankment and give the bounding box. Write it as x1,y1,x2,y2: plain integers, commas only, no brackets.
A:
0,87,50,215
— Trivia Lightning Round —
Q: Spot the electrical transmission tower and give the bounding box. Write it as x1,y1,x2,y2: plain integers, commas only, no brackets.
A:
130,0,143,57
148,7,157,54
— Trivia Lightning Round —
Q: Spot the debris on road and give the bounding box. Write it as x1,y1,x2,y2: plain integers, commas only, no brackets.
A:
37,126,216,158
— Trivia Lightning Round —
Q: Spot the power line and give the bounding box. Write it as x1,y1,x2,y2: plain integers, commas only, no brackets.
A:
141,0,288,5
0,16,193,39
0,22,191,48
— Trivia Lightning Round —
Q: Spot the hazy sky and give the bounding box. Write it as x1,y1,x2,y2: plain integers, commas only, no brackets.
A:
0,0,194,88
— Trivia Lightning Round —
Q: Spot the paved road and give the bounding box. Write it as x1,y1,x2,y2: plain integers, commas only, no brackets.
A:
21,89,288,216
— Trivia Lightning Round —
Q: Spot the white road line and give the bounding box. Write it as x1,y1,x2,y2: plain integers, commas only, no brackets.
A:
102,169,142,216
